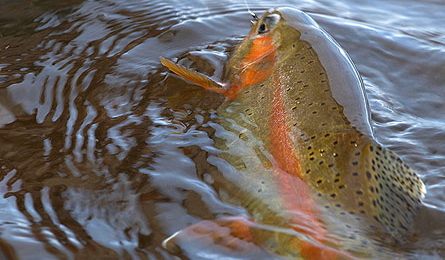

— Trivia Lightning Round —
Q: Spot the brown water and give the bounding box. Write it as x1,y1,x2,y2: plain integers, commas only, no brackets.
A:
0,0,444,259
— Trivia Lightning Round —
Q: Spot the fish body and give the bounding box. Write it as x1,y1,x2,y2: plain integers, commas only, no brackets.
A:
160,8,425,259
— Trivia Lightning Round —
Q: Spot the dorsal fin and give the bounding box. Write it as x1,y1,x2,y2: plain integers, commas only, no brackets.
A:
364,142,425,241
160,57,228,95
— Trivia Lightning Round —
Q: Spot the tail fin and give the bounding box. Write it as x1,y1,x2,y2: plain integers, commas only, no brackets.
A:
365,142,425,241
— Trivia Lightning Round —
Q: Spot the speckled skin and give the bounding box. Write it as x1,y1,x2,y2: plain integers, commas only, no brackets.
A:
221,7,424,242
161,8,425,259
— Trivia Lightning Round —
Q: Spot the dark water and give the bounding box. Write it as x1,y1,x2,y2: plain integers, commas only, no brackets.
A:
0,0,444,259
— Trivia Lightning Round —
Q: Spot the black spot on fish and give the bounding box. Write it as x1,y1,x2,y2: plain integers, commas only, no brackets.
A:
330,193,336,198
353,172,358,176
356,190,363,195
366,171,372,180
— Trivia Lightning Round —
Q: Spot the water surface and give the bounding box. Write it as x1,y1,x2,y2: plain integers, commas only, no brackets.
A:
0,0,444,259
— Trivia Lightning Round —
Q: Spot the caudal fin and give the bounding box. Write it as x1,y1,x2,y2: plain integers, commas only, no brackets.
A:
364,142,425,241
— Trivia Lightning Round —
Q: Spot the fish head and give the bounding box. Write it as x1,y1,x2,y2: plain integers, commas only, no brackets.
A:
225,9,294,89
226,8,325,91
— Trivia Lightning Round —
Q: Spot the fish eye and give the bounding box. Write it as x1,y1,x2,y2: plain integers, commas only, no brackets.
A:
258,23,268,34
257,14,280,35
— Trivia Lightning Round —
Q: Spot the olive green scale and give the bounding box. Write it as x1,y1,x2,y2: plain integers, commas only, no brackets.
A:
221,8,425,244
161,7,426,258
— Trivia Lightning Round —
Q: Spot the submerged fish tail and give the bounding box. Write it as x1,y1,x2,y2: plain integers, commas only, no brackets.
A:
362,141,425,241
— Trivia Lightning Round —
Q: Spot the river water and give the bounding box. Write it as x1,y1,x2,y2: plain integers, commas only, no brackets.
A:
0,0,444,259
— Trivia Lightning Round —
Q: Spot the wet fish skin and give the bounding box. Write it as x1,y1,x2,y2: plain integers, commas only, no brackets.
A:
160,7,425,258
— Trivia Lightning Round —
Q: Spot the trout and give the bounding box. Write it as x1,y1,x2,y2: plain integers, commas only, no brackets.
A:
160,8,426,259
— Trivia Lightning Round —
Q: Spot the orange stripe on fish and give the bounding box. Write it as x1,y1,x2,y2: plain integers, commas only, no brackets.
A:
269,87,353,259
269,87,321,229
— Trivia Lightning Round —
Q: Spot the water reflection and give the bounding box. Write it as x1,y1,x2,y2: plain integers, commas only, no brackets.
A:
0,0,444,259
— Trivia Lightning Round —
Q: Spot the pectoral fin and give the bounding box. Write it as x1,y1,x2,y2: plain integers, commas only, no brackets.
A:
160,57,229,95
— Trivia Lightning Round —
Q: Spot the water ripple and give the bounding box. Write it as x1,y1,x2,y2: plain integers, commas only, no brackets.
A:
0,0,444,259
